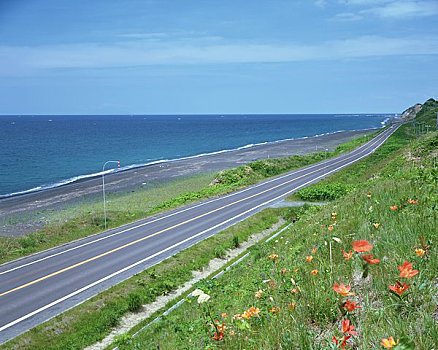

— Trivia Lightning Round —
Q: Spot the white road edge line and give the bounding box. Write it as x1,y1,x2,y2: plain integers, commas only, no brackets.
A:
0,128,390,276
0,125,397,333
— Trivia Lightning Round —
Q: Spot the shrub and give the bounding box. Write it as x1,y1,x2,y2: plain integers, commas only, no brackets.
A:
296,183,355,201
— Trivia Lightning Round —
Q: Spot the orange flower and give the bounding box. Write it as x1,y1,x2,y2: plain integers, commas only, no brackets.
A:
352,240,373,253
311,269,318,276
343,299,361,312
372,222,380,229
381,336,397,349
269,306,280,314
390,205,398,211
311,247,318,254
212,322,226,341
333,282,355,297
328,224,334,231
341,318,358,336
415,248,426,257
407,198,418,204
247,306,260,317
220,312,228,319
305,255,314,263
362,254,380,265
332,335,351,349
389,281,410,296
398,261,419,278
268,253,279,261
342,249,353,261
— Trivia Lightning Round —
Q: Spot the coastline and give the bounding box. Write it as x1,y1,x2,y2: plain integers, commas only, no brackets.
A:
0,128,375,236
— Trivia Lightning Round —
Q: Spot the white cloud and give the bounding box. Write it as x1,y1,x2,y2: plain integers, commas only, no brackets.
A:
363,1,438,18
0,35,437,75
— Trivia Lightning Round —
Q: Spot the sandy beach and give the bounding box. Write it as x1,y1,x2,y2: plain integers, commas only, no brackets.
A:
0,129,373,236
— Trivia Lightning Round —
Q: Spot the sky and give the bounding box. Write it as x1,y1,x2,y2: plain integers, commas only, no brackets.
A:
0,0,437,114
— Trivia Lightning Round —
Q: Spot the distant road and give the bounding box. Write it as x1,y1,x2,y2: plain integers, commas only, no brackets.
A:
0,124,399,344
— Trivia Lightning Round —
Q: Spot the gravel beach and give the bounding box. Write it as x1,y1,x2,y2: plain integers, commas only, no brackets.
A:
0,129,373,236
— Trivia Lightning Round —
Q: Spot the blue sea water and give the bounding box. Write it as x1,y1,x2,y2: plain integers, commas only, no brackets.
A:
0,114,391,197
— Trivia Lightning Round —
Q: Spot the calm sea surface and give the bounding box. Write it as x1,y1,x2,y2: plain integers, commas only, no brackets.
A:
0,114,390,197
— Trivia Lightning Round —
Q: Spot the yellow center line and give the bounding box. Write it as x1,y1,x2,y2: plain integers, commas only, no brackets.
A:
0,131,389,297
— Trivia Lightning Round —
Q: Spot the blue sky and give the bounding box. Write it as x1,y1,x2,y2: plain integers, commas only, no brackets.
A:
0,0,437,114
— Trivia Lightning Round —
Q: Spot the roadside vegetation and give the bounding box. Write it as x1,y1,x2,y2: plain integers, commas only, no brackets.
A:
1,206,306,350
106,100,437,349
0,131,375,264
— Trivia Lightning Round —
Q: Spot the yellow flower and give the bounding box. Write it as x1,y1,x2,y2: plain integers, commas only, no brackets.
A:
380,336,397,349
268,253,279,261
373,222,380,229
415,248,426,257
269,306,280,314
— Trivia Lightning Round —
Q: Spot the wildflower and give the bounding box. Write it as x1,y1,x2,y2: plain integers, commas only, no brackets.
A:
328,224,334,231
415,248,426,257
281,267,288,275
343,299,361,312
381,336,397,349
255,289,263,299
291,287,300,294
268,253,279,261
221,312,228,319
342,250,353,261
192,289,211,304
362,254,380,265
342,318,358,336
232,313,242,320
268,279,277,289
311,247,318,254
390,205,398,211
407,198,418,204
389,281,410,296
306,255,314,263
332,212,337,217
367,192,372,198
197,293,211,304
332,237,342,243
332,335,351,349
333,282,355,297
352,240,373,253
247,306,260,317
311,269,319,276
288,302,297,311
212,322,226,341
398,261,419,278
373,222,380,229
269,306,280,314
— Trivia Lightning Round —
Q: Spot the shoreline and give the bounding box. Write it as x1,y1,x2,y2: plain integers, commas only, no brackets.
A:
0,127,381,200
0,128,375,236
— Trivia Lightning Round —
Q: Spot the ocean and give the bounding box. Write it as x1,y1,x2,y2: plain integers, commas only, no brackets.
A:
0,114,391,197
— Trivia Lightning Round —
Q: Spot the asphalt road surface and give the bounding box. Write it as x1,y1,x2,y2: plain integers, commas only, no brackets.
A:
0,124,400,344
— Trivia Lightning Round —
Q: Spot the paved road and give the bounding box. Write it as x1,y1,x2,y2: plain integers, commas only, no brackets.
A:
0,124,399,344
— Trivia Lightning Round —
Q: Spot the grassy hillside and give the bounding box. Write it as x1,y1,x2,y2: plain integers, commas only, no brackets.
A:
116,105,437,349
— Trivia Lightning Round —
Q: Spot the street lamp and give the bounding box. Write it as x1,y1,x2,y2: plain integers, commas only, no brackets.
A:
102,160,120,229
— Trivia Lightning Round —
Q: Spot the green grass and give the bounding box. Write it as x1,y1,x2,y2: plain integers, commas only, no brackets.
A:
0,131,375,265
109,113,437,349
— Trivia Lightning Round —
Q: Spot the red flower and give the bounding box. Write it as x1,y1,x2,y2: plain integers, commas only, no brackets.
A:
343,299,361,312
389,281,410,296
342,318,358,336
362,254,380,265
352,240,373,253
342,250,353,261
332,335,351,349
398,261,419,278
333,282,355,297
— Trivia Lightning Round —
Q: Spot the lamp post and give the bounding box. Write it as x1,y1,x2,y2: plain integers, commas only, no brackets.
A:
102,160,120,229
